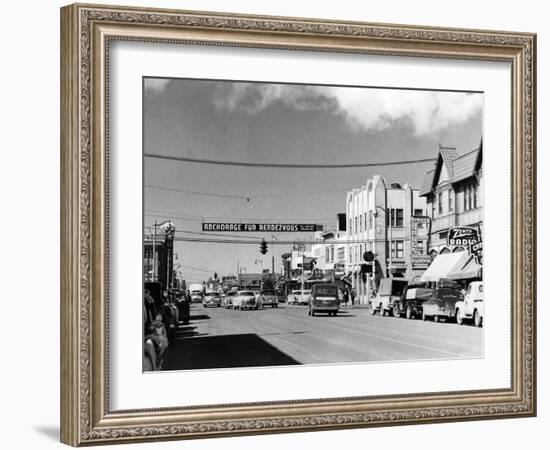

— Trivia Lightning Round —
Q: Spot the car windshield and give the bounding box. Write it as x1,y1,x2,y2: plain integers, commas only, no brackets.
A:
227,292,237,297
191,290,201,295
206,292,219,297
239,291,255,296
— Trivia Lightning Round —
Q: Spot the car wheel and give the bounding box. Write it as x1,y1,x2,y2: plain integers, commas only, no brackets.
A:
406,305,413,320
434,314,440,323
311,310,315,317
474,309,483,327
393,306,400,318
456,309,463,325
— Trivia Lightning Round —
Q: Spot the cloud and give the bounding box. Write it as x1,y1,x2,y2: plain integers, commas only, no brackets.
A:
144,78,170,94
214,83,482,135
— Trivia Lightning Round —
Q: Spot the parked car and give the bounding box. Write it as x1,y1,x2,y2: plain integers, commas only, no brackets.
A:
308,283,339,316
235,290,259,310
289,289,311,305
224,291,237,308
202,291,222,308
259,289,278,308
370,277,409,316
455,281,484,327
143,294,169,371
422,288,464,322
394,284,434,319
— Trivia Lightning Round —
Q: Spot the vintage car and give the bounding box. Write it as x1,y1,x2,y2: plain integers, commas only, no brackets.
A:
370,277,409,316
259,289,279,308
308,283,339,316
455,281,484,327
422,288,464,322
224,291,237,308
393,283,434,319
234,290,259,310
202,291,222,308
289,289,311,305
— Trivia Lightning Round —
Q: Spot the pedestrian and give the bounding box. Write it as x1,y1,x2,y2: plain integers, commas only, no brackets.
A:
343,288,349,307
180,290,191,325
351,287,356,306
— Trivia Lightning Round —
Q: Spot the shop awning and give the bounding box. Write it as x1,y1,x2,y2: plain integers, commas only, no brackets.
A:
420,252,469,282
447,254,482,280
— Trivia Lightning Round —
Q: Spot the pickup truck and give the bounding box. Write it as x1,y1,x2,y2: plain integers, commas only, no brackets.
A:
455,281,484,327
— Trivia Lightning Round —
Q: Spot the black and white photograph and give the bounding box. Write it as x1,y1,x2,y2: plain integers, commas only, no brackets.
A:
142,77,484,372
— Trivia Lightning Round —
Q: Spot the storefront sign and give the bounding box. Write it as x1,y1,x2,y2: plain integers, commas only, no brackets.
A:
448,226,483,264
333,263,345,276
447,226,479,247
410,216,430,265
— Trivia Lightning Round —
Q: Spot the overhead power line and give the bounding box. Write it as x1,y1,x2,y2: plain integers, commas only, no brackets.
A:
145,184,250,201
145,153,436,169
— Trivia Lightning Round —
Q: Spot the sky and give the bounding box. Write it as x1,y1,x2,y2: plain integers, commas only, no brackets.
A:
143,78,483,283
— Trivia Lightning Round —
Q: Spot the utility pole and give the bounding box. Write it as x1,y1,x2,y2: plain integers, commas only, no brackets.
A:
152,220,157,282
389,208,393,277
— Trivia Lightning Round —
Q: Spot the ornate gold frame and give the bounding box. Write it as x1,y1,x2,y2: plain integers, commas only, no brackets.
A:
60,3,536,446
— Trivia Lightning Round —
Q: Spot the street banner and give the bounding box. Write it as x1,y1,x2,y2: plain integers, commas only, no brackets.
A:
202,223,323,232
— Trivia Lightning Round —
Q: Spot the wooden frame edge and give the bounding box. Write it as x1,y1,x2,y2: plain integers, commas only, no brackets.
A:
60,3,537,446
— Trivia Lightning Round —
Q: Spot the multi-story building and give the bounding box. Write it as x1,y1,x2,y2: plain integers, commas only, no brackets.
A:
419,142,483,256
345,176,429,304
143,222,175,290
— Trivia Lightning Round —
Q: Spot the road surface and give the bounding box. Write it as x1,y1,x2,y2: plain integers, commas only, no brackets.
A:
164,303,483,371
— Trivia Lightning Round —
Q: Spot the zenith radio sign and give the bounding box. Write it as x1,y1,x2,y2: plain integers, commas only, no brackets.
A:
202,223,323,232
447,226,483,264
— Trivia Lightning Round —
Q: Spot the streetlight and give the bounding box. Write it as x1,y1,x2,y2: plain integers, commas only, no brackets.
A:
254,259,264,290
373,205,392,278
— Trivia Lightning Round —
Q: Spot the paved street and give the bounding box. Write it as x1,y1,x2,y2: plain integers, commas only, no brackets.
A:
164,303,483,370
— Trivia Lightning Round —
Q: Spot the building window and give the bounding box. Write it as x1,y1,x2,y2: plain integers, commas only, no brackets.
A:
448,190,454,212
330,246,335,262
464,184,478,211
414,208,423,216
337,247,345,262
395,209,403,227
417,240,425,255
438,192,443,215
389,240,404,259
368,211,373,230
359,214,363,233
354,217,358,235
364,213,367,231
349,219,352,233
387,208,404,227
325,247,330,263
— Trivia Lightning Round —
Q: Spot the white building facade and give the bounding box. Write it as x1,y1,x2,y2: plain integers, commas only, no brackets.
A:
345,176,429,304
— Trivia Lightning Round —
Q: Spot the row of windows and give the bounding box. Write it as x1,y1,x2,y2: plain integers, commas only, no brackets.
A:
347,207,425,235
433,183,479,217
